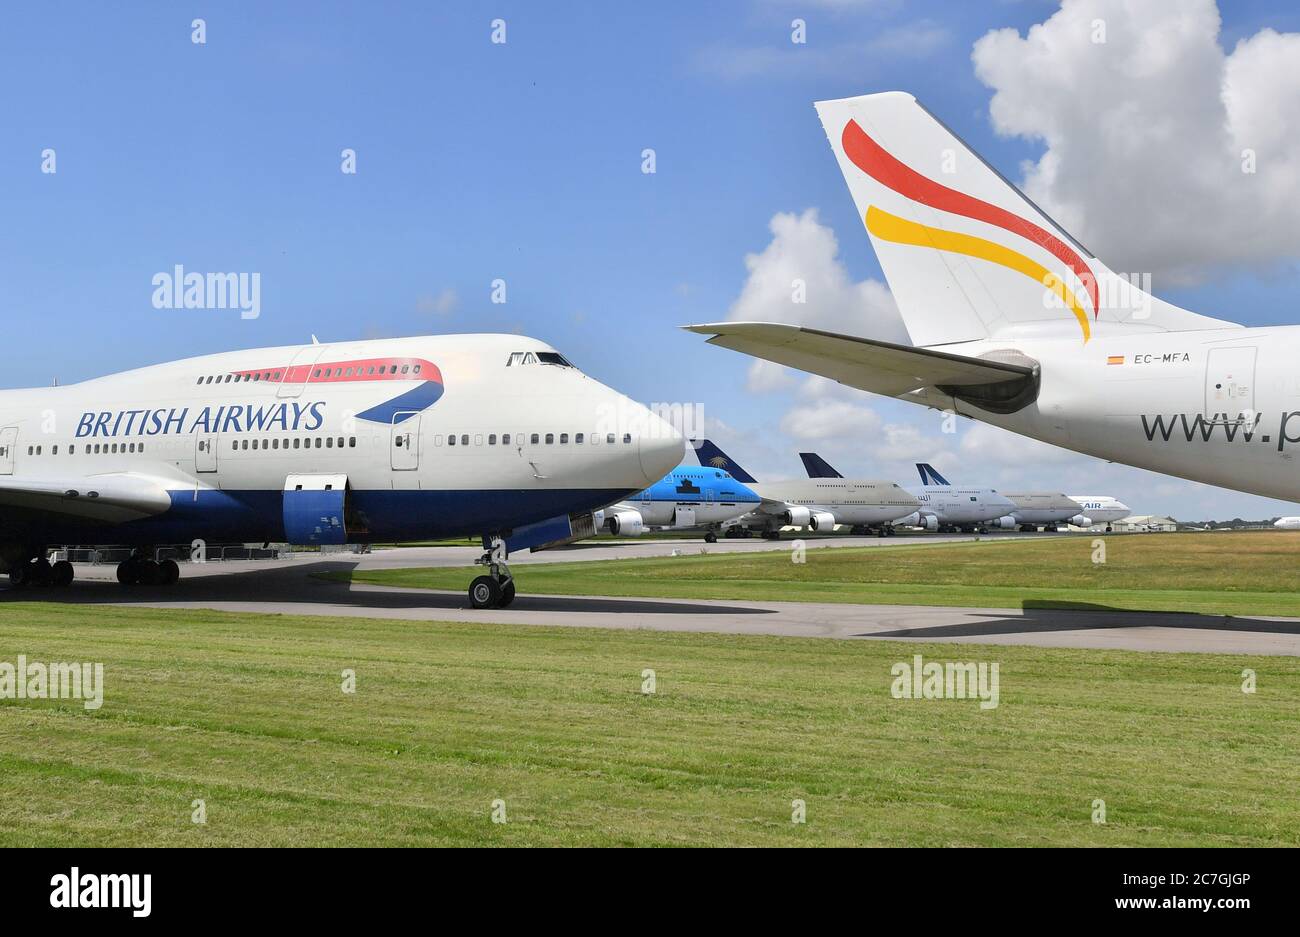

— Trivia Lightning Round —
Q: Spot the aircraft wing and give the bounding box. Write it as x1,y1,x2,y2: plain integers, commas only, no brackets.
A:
0,473,173,524
682,322,1035,399
755,496,795,516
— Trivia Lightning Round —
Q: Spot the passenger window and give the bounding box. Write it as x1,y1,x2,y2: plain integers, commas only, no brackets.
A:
460,434,468,446
475,434,483,446
606,434,615,444
489,434,497,445
531,433,539,444
623,434,632,444
349,437,356,447
560,433,569,444
545,433,554,444
448,435,456,446
502,433,510,445
576,433,584,444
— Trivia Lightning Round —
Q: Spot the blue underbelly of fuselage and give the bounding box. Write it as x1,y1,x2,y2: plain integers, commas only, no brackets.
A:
7,487,637,546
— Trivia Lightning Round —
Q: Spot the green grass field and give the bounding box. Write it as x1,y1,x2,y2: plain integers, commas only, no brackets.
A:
325,532,1300,618
1,603,1298,846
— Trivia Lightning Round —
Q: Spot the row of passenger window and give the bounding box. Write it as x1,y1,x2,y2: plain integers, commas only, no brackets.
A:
231,437,357,451
195,363,424,385
437,432,634,447
25,442,145,456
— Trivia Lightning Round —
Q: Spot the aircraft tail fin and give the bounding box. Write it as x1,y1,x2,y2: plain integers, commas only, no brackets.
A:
813,92,1240,347
690,439,757,484
916,463,950,486
799,453,843,479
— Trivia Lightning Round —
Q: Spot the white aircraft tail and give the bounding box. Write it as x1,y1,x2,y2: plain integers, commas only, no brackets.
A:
814,92,1239,347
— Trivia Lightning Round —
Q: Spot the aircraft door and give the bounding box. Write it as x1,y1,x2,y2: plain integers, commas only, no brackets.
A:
391,413,420,471
1205,347,1256,416
195,433,218,473
0,428,16,475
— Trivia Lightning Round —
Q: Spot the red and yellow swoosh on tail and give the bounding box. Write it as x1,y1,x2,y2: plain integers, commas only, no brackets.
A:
841,118,1099,320
866,205,1092,343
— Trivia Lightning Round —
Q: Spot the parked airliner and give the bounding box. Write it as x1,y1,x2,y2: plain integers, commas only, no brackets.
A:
913,463,1082,532
687,91,1300,505
799,454,1014,533
692,441,920,538
0,334,683,608
598,464,761,542
1067,496,1132,530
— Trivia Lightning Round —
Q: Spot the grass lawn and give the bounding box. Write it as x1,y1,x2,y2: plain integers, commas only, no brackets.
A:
0,603,1297,846
325,532,1300,618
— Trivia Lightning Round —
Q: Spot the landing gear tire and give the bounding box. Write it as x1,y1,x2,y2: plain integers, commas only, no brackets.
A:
469,575,502,610
704,532,717,544
498,580,516,608
117,560,139,585
159,559,180,585
52,560,75,588
31,558,54,587
9,564,31,589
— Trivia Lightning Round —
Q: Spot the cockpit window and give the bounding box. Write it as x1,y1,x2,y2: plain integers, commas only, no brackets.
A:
506,350,575,368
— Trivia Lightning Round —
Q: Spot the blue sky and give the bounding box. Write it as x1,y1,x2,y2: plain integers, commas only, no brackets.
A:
4,1,1299,519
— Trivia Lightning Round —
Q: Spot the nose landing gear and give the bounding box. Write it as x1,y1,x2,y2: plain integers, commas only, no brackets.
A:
469,537,516,609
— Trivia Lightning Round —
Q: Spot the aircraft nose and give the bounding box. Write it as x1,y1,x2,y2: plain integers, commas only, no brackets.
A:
638,413,685,484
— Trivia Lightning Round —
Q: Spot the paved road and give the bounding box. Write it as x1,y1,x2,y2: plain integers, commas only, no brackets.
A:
6,536,1298,656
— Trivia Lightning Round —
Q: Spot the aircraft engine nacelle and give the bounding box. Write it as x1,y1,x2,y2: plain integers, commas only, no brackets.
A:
809,511,836,532
782,506,811,528
606,510,645,536
1068,514,1093,528
897,512,938,531
992,515,1018,530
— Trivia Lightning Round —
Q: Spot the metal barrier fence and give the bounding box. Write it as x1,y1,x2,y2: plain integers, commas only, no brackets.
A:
50,545,294,565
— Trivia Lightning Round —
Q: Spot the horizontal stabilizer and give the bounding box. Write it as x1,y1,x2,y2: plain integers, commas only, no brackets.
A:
683,322,1036,409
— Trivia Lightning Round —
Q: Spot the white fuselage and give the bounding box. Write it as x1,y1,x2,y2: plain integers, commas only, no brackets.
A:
743,479,920,529
0,334,682,549
1066,496,1132,524
903,485,1017,525
1003,492,1084,525
925,326,1300,503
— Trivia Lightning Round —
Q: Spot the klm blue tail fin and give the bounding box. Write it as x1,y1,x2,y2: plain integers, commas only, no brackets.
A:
916,463,951,486
690,439,757,484
799,453,843,479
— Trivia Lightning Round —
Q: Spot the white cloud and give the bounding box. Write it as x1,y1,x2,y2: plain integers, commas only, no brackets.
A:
727,208,910,391
958,422,1077,469
416,288,459,316
972,0,1300,285
698,20,950,82
779,398,881,440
